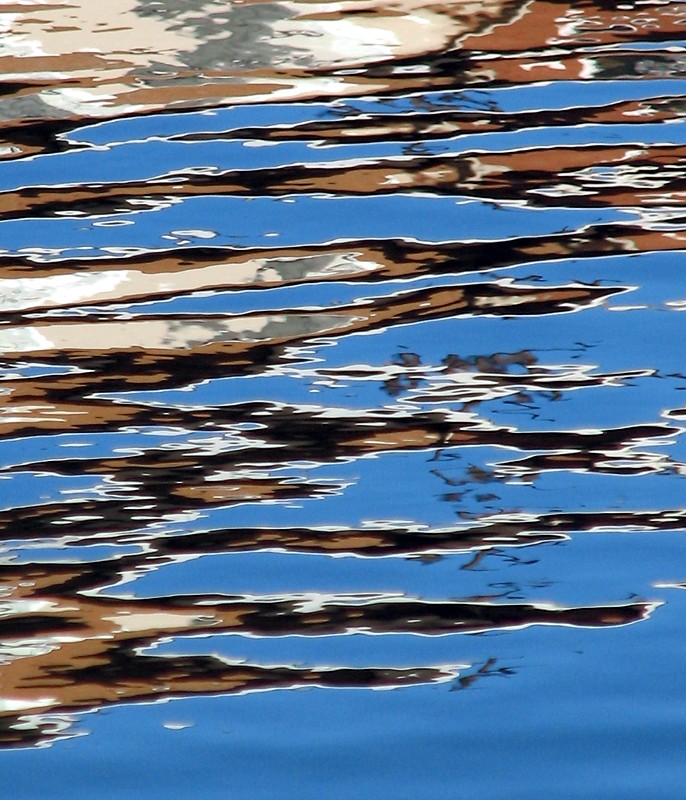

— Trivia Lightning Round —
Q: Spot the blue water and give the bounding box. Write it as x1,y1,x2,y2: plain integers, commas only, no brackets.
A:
3,1,686,797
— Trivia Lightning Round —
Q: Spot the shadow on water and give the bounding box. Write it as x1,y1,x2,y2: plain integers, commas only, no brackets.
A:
1,1,686,787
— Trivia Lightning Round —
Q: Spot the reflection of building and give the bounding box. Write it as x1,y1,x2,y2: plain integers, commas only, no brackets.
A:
0,0,522,121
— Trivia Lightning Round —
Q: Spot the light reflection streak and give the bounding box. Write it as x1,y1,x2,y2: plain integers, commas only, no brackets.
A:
0,0,684,758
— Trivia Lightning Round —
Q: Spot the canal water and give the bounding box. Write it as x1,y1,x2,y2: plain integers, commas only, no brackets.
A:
2,1,686,797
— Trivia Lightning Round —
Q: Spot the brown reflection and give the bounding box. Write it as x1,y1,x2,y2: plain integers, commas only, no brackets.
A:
0,0,681,162
0,406,676,542
0,221,681,323
260,145,686,208
6,143,686,221
0,544,654,748
461,2,685,51
0,655,457,749
10,501,686,564
59,507,686,561
0,0,519,132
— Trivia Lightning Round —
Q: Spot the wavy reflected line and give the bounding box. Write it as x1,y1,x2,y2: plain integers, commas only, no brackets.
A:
0,407,674,470
35,507,686,563
0,659,460,750
0,419,676,542
0,395,669,469
6,139,686,218
0,590,654,641
0,285,624,421
170,95,686,147
0,224,678,317
27,140,686,213
0,563,655,746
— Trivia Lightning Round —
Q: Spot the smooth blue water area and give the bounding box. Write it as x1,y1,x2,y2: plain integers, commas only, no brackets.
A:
0,194,641,259
296,305,686,377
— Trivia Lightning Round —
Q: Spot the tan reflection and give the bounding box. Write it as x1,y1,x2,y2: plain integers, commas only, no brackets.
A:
0,228,683,328
0,251,379,314
0,312,361,352
0,281,617,359
0,0,520,121
262,0,523,67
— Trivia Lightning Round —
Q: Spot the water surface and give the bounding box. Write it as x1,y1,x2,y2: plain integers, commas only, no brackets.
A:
2,1,686,797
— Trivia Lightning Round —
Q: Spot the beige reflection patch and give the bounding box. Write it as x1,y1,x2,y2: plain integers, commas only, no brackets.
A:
0,0,516,118
0,313,361,352
0,252,379,314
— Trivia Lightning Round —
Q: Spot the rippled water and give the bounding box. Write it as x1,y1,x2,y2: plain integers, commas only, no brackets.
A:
3,1,686,797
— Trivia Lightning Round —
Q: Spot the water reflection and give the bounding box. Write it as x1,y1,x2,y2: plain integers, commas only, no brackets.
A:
0,537,656,748
0,0,521,127
0,0,684,782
